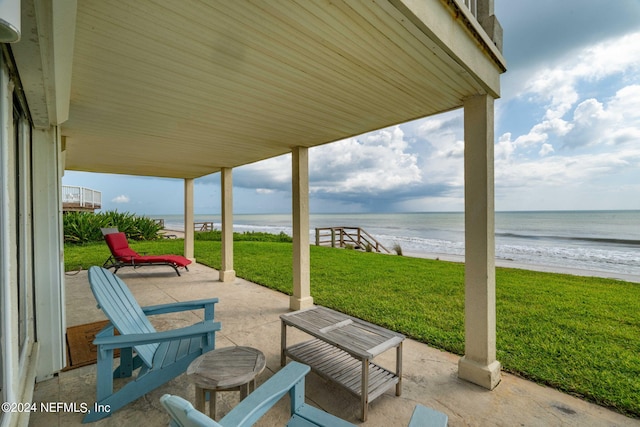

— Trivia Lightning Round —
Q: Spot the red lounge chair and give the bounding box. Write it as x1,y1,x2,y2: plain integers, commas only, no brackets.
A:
102,232,191,276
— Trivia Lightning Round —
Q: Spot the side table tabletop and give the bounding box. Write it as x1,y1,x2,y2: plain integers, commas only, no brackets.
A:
281,306,405,421
186,346,266,420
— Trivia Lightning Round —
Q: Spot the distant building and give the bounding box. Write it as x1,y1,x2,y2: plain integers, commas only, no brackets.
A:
62,185,102,213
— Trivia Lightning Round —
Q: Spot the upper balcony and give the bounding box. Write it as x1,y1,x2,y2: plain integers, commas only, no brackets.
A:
62,186,102,213
15,0,505,180
461,0,504,52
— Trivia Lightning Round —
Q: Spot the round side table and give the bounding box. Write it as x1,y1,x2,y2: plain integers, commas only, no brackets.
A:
186,346,266,420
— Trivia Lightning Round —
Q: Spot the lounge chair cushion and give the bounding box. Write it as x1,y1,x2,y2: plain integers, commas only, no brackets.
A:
134,254,191,268
104,232,192,269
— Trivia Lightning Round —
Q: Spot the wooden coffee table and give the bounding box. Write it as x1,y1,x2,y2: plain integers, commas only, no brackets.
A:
281,306,405,421
186,346,266,420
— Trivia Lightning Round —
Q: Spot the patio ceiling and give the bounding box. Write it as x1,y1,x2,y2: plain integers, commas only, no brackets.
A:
61,0,505,179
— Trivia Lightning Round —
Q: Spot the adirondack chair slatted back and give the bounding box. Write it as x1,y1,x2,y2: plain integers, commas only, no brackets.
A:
88,267,159,366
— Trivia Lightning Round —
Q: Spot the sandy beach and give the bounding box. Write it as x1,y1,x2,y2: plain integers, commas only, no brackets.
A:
163,228,640,284
405,251,640,283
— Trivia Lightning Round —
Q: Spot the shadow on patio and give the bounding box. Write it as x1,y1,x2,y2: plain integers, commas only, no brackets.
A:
30,263,637,426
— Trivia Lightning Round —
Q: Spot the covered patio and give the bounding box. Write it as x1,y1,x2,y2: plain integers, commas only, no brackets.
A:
54,0,506,389
4,1,639,426
4,0,505,425
29,264,635,426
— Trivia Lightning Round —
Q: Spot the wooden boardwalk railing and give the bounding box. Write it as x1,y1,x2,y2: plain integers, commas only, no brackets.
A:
194,222,215,232
149,220,214,233
315,227,390,254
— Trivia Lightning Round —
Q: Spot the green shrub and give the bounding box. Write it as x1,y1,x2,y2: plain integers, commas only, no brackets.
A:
195,230,292,243
63,211,163,244
393,242,403,256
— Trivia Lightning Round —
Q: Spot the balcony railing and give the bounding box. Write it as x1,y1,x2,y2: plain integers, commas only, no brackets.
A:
454,0,503,54
62,185,102,211
463,0,477,18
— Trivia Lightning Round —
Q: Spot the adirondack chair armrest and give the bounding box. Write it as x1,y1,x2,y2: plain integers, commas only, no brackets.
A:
142,298,219,321
218,362,311,427
95,323,115,337
93,321,221,351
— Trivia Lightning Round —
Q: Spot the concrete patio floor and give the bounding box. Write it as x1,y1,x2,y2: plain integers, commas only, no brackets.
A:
29,263,639,427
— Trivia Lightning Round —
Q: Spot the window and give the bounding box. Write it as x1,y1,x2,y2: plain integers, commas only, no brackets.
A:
13,90,33,363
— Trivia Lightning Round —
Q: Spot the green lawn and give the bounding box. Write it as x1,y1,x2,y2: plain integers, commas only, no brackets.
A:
64,239,640,417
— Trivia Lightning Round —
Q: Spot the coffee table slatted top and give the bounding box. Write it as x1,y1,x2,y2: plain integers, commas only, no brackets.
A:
281,306,404,359
186,346,266,390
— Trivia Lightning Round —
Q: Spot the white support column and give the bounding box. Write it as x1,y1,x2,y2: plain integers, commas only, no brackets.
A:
32,126,65,381
184,179,195,262
290,147,313,310
219,168,235,282
458,94,501,390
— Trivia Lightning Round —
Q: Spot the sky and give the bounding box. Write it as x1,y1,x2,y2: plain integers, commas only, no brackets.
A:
62,0,640,215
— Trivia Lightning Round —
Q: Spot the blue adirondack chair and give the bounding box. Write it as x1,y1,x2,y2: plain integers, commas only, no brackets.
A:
160,362,355,427
408,404,449,427
83,266,221,423
160,361,448,426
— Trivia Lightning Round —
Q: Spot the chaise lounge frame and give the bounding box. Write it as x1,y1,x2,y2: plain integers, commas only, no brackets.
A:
102,231,191,276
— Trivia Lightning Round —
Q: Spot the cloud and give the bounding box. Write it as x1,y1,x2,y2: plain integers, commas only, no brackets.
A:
111,195,130,203
234,155,291,192
412,113,465,190
192,122,456,211
495,116,574,160
310,126,421,195
497,0,640,71
496,150,638,190
255,188,275,195
491,24,640,211
539,144,554,157
520,32,640,121
562,84,640,148
496,31,640,163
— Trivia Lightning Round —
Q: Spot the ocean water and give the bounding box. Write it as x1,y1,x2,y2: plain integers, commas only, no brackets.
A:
156,211,640,277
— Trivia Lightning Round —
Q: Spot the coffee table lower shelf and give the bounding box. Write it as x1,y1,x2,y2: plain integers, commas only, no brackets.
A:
284,338,399,403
